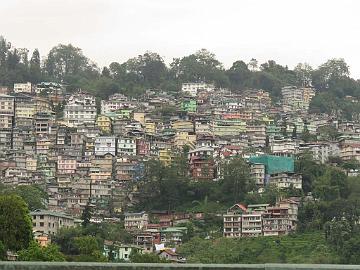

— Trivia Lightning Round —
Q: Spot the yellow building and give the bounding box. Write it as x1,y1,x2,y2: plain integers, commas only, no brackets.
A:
171,120,194,132
133,112,145,125
96,115,112,133
145,119,156,135
212,119,246,136
261,116,274,125
16,103,36,119
89,168,112,182
159,149,174,166
35,97,51,113
174,132,196,149
26,157,37,171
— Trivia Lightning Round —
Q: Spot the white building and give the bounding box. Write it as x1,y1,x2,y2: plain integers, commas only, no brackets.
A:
101,93,132,114
95,136,117,156
117,137,137,156
124,211,149,231
30,210,75,235
268,173,302,189
63,93,97,127
181,82,215,97
14,82,33,94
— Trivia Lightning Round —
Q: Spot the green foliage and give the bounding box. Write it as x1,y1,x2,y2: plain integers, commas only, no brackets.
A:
178,232,340,264
0,241,5,261
0,185,48,211
53,222,132,261
74,236,100,255
0,194,33,251
81,200,92,227
135,156,255,212
129,250,166,263
18,242,65,261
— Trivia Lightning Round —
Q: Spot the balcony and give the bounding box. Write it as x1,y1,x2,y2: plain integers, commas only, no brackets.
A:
1,262,359,269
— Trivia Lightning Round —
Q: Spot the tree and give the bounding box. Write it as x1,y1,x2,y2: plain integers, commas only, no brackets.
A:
227,60,251,90
18,242,65,261
44,44,98,82
170,49,228,87
29,49,42,83
0,195,33,251
294,63,313,87
81,199,93,227
219,157,254,204
129,250,166,263
0,241,5,261
324,220,352,250
312,58,350,90
248,58,258,71
0,185,48,211
73,236,107,262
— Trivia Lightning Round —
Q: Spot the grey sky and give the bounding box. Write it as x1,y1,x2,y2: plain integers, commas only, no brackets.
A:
1,0,360,78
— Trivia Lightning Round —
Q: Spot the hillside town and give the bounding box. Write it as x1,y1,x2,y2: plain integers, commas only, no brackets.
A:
2,78,359,261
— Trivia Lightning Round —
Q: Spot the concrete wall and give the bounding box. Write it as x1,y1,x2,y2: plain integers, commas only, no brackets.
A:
1,263,360,270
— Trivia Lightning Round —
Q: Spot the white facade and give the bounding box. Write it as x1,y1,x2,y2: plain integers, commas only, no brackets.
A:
181,82,215,97
124,211,149,231
95,136,117,156
14,82,33,93
64,94,97,127
118,137,137,156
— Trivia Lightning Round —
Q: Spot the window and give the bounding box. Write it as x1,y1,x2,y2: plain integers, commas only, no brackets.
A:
39,222,44,227
40,215,44,219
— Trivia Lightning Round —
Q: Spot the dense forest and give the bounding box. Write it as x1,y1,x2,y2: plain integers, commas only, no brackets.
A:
2,36,360,119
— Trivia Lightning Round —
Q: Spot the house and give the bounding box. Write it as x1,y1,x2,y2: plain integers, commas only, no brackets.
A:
268,172,302,189
14,82,34,94
63,93,97,127
118,137,137,156
181,99,197,113
159,149,174,166
57,155,77,175
281,86,315,112
124,211,149,231
96,115,112,133
30,210,76,235
159,249,184,263
181,82,214,97
223,199,299,238
0,94,15,129
95,136,117,156
103,240,142,261
223,203,247,238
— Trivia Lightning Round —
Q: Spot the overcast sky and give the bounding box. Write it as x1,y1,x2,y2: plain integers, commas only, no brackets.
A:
1,0,360,78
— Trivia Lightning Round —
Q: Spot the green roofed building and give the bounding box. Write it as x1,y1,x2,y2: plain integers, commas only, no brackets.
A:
248,155,294,175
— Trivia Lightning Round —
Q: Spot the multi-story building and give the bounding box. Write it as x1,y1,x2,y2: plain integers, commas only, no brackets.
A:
95,136,117,156
30,210,76,235
96,115,112,133
124,211,149,231
117,137,137,156
14,82,33,94
57,155,77,175
223,200,298,238
181,82,214,97
63,93,97,127
0,94,15,128
281,86,315,111
268,173,302,189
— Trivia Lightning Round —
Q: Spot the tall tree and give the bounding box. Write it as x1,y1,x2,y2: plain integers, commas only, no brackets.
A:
294,62,313,87
227,60,251,90
29,49,42,83
0,195,33,251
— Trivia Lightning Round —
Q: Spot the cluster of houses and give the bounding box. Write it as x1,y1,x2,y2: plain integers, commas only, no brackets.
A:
223,198,299,238
2,80,360,259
